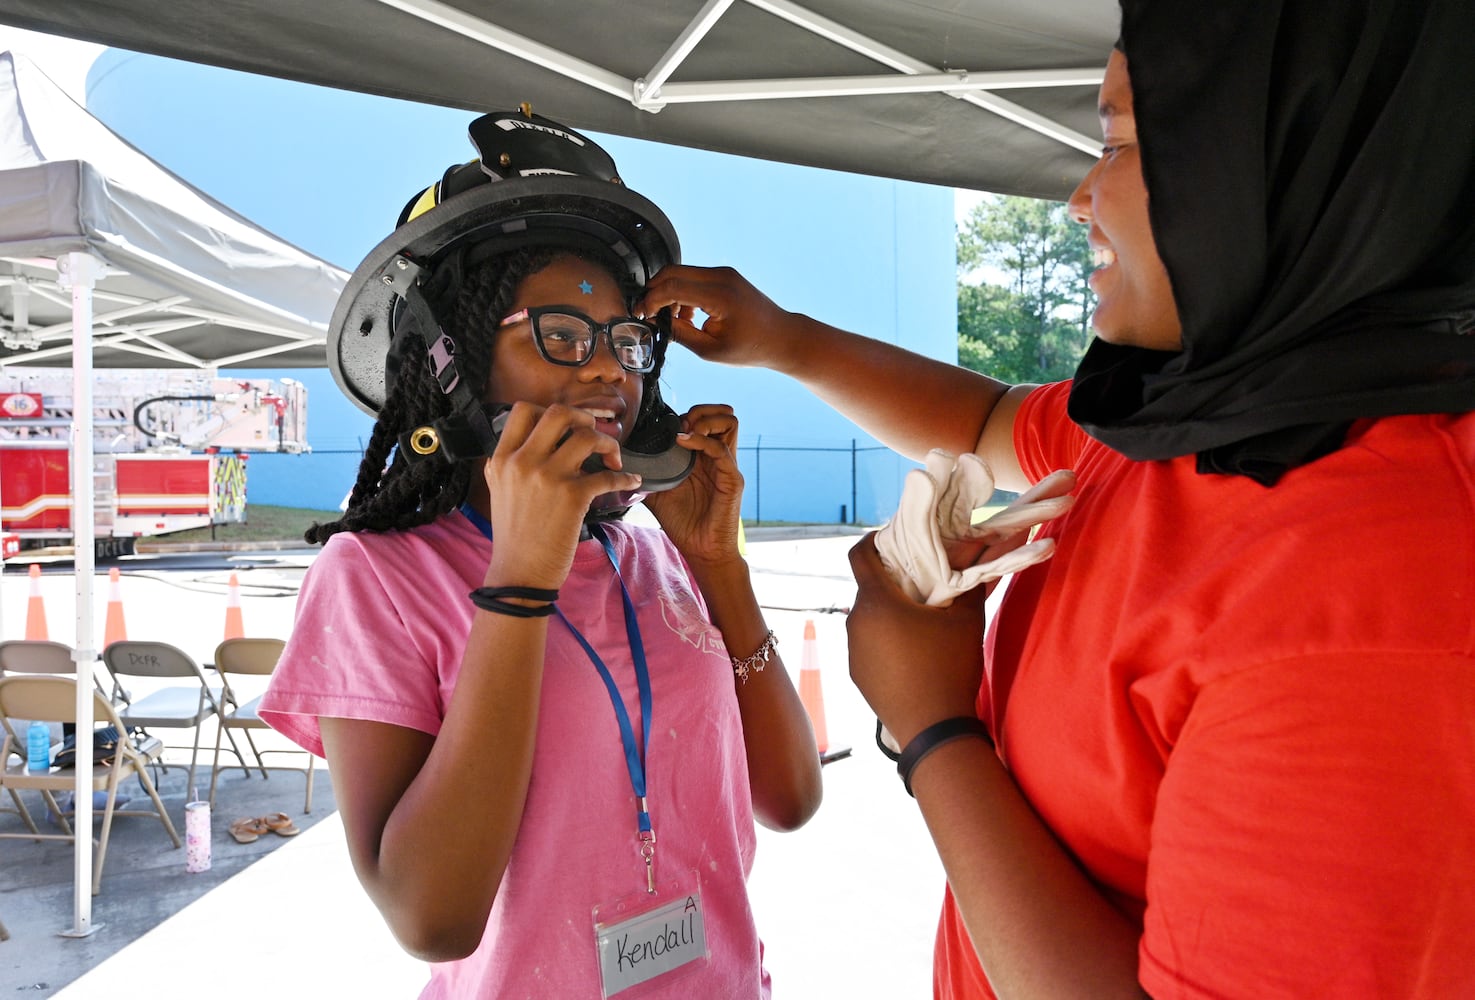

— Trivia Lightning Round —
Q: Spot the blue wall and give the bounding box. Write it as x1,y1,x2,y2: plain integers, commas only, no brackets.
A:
85,50,956,524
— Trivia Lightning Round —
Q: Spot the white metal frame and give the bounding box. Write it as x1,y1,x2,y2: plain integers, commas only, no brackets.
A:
0,265,326,369
373,0,1104,157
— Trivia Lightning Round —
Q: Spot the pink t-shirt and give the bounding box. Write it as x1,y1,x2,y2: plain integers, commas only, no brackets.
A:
260,512,770,999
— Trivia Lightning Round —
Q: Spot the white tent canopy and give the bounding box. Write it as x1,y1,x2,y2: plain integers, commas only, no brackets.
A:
0,50,345,368
0,50,347,937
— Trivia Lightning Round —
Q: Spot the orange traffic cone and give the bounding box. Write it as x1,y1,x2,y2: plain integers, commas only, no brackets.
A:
223,572,245,640
104,567,128,648
799,619,829,754
24,563,48,640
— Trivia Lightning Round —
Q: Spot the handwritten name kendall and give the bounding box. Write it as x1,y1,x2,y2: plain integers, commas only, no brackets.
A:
616,910,697,971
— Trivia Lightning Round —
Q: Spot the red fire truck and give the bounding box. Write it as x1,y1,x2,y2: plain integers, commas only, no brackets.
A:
0,370,307,558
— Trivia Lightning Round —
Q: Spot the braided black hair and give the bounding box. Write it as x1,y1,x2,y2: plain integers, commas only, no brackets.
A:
306,245,662,543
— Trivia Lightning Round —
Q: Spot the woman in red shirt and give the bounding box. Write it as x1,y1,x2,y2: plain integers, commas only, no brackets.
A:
641,0,1475,995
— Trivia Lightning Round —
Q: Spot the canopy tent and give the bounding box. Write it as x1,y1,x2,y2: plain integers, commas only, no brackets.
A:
0,49,346,937
0,53,344,368
0,0,1118,201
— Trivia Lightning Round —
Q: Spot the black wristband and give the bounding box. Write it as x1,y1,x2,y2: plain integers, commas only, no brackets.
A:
896,716,993,797
468,586,560,618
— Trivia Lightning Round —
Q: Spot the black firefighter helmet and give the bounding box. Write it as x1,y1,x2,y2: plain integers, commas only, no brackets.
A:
324,107,690,493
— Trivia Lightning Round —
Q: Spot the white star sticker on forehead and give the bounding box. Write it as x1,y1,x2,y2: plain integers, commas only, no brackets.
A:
579,280,594,295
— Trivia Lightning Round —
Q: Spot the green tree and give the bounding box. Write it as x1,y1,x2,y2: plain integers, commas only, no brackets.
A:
957,195,1093,383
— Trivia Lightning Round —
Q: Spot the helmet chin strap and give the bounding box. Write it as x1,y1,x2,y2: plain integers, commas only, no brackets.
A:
384,252,505,464
586,490,646,522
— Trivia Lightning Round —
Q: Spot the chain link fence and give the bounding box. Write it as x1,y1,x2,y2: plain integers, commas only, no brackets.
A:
252,439,924,526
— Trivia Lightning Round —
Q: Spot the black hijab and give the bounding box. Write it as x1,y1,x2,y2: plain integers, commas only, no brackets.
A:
1067,0,1475,485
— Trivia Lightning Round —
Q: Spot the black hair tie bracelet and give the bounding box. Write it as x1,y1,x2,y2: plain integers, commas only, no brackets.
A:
896,716,994,797
469,586,560,618
875,719,902,763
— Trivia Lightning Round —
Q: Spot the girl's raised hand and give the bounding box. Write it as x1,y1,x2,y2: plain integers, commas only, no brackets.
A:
644,404,744,567
481,401,642,589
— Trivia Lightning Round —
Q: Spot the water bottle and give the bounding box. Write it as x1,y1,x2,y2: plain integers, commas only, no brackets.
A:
27,720,50,772
185,789,211,873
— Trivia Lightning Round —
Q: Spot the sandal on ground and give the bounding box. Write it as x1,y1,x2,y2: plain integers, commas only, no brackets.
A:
229,816,269,844
262,811,300,837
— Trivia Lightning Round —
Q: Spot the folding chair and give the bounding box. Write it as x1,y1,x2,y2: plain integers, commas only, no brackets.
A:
0,639,121,702
209,638,315,813
101,640,245,794
0,675,180,895
0,640,92,817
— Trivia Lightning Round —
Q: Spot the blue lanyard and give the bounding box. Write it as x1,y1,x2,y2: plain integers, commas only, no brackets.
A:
459,505,659,891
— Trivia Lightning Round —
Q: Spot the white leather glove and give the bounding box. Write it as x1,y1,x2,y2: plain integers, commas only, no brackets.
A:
874,450,1075,607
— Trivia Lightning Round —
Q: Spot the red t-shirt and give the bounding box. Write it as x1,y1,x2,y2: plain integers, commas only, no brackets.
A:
935,381,1475,999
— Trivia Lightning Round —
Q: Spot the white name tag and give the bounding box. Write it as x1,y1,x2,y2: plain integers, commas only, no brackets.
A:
595,891,707,997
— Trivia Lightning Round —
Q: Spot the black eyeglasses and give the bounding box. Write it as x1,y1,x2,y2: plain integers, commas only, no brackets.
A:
498,306,658,374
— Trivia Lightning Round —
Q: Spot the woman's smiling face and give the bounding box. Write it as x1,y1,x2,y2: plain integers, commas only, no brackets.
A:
1067,49,1183,352
485,254,644,444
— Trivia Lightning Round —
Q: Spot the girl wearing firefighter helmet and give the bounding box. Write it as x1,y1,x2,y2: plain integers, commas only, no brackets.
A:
260,108,821,999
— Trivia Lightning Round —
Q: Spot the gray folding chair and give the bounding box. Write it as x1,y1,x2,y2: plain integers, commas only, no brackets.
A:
0,675,180,894
208,637,315,813
0,640,111,818
101,640,245,794
0,639,120,702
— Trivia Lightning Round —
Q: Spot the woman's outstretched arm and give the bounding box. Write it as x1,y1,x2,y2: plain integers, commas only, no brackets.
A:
641,264,1035,492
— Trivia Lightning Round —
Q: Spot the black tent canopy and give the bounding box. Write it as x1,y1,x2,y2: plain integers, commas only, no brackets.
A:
0,0,1118,200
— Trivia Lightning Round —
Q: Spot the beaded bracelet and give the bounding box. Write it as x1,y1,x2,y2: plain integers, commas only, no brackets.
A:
896,716,994,797
731,629,777,683
468,585,560,618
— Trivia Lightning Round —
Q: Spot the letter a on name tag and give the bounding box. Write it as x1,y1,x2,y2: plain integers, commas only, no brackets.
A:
594,890,707,997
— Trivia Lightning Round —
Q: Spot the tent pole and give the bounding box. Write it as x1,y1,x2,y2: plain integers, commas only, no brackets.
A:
59,250,101,938
0,404,5,640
